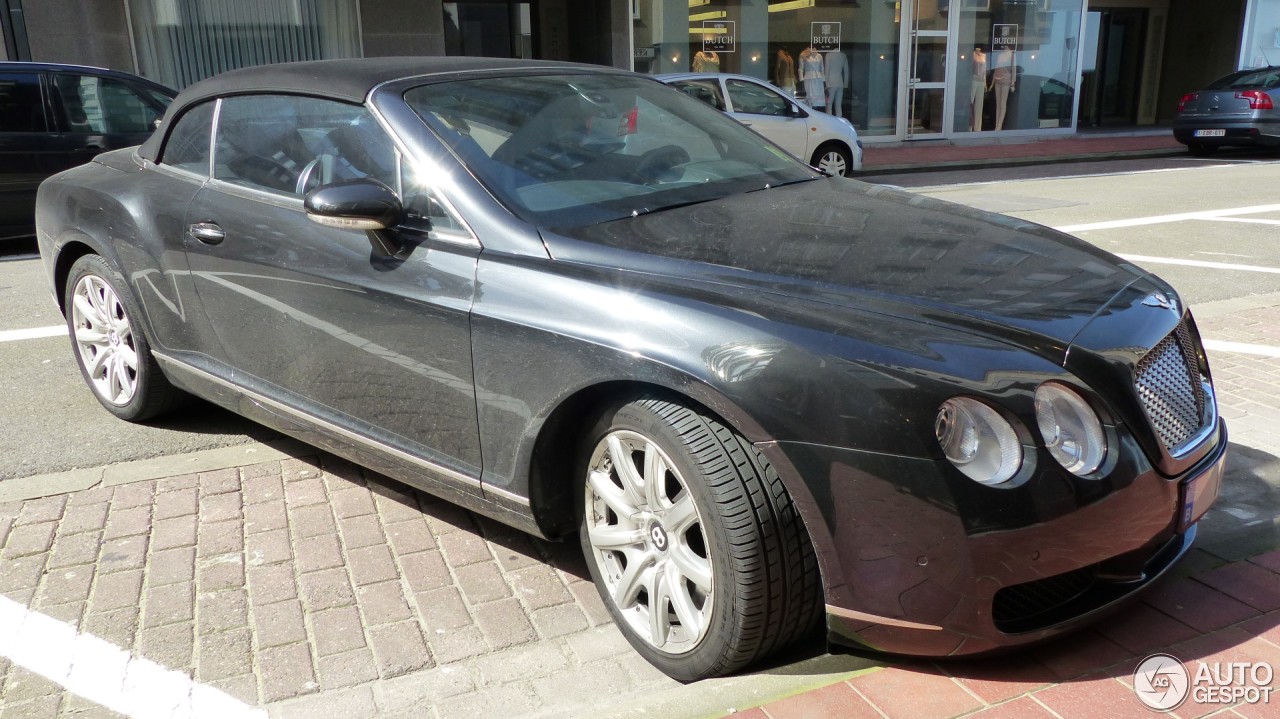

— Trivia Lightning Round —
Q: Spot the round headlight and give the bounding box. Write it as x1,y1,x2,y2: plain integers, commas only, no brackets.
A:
935,398,1023,486
1035,384,1106,476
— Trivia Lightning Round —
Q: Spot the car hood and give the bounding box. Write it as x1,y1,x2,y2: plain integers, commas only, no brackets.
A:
540,177,1159,364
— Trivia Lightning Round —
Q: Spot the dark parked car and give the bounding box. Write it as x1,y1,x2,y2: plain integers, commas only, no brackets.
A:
0,62,174,242
37,58,1225,681
1174,66,1280,156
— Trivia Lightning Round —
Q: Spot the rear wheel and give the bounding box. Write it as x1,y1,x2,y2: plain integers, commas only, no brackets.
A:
812,142,853,177
1187,142,1218,157
65,254,185,421
578,395,821,681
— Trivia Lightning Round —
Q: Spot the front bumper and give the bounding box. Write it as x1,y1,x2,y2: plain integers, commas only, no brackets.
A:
768,419,1226,657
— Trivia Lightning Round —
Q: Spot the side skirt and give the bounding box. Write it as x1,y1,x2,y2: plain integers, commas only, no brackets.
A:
153,351,544,538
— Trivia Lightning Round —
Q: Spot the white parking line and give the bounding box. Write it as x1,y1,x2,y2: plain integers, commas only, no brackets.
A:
1117,254,1280,275
1203,340,1280,358
0,596,266,719
0,325,65,343
1055,203,1280,233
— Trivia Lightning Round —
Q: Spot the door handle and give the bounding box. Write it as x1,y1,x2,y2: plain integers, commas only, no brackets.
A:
188,222,225,245
738,120,753,126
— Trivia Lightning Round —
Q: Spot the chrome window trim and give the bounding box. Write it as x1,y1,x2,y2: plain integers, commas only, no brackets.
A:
368,100,480,248
207,98,222,178
151,351,498,497
205,177,305,211
152,162,208,186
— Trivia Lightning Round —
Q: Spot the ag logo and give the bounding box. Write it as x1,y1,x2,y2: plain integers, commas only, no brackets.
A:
1133,654,1190,711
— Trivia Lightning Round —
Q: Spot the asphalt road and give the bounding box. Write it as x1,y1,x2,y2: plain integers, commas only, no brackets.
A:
2,150,1278,480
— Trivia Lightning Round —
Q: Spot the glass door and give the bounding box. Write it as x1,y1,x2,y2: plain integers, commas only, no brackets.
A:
907,0,952,138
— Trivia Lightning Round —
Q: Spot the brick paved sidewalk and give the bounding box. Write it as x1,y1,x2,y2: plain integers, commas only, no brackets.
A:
862,132,1183,172
0,456,680,719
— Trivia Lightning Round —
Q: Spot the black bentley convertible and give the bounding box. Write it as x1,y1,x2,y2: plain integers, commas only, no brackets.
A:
36,58,1225,680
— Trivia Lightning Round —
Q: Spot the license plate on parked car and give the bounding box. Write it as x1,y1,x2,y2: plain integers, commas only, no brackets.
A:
1194,129,1226,137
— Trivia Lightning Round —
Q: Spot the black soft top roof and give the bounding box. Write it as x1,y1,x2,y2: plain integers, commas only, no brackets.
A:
138,56,617,161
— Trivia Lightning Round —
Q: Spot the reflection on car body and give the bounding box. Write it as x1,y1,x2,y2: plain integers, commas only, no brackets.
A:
37,58,1224,682
657,72,863,176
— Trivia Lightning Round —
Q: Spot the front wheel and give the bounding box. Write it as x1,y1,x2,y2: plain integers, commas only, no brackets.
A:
578,395,821,681
65,254,185,421
812,142,853,177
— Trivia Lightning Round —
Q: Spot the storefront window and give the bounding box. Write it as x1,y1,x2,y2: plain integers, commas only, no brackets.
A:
633,0,902,138
954,0,1084,133
1241,0,1280,69
127,0,360,89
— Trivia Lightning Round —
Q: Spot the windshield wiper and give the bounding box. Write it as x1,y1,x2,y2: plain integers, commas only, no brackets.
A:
746,176,821,193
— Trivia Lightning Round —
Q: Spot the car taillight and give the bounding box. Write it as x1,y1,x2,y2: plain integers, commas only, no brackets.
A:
1178,93,1198,112
618,106,638,135
1236,90,1275,110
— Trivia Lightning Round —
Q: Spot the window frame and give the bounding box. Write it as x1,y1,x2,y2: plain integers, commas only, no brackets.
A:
724,78,792,117
46,71,169,135
0,70,49,133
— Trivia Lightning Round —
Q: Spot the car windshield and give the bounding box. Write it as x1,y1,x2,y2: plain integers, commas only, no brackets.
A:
1206,67,1280,90
404,73,817,228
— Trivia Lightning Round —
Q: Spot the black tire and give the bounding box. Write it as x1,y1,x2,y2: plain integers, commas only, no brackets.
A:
577,394,821,681
1187,143,1218,157
811,142,853,177
64,254,185,421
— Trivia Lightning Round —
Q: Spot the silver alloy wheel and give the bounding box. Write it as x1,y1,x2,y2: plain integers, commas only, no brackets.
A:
70,274,139,406
584,430,714,654
817,150,848,176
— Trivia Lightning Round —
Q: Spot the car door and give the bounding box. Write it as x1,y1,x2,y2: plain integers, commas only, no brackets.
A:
0,70,58,241
723,78,810,161
182,93,484,479
47,71,170,171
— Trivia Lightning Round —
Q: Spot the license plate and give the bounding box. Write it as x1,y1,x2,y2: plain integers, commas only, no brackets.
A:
1179,452,1225,532
1194,129,1226,137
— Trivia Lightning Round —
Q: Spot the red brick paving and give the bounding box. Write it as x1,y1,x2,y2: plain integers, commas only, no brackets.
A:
745,548,1280,719
846,664,983,719
1142,578,1259,633
1033,673,1157,719
963,696,1058,718
759,681,881,719
1031,630,1133,681
862,133,1181,170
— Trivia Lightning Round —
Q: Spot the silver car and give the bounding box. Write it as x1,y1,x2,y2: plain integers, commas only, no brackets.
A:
1173,66,1280,156
659,72,863,176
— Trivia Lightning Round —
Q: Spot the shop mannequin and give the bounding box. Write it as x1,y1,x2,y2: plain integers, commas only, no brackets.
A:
824,50,848,117
970,47,988,131
775,49,796,95
799,46,826,108
991,48,1015,130
693,50,720,73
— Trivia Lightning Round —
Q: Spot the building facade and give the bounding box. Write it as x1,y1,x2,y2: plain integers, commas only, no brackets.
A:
1,0,1275,145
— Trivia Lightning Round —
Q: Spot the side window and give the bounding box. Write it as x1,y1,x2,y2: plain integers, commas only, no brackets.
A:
50,74,164,133
160,101,215,175
214,95,396,197
0,73,45,132
400,157,467,236
671,80,726,111
725,79,790,116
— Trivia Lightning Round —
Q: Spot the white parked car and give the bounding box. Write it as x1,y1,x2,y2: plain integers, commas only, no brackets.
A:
658,72,863,176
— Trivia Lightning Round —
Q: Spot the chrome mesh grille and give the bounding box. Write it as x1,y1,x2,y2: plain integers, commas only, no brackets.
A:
1135,320,1206,450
